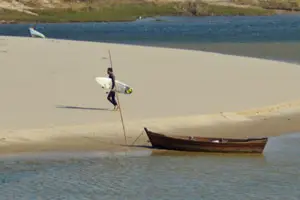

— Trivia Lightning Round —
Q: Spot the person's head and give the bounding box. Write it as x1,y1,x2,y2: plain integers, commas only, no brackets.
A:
107,67,113,75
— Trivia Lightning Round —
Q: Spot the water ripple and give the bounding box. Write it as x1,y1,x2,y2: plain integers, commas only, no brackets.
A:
1,134,300,200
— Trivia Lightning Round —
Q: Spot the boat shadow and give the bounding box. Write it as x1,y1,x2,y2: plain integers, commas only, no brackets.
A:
122,144,154,149
123,144,266,158
56,105,111,111
149,150,267,158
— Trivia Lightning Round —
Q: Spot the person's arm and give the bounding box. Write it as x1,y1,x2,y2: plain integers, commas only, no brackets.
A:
111,75,116,90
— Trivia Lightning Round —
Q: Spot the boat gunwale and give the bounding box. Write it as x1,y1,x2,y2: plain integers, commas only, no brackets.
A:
144,127,268,144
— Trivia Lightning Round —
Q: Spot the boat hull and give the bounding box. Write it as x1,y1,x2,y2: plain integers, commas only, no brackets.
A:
144,128,268,153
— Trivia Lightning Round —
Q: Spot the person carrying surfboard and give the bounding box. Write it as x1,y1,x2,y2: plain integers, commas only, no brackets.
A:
107,67,119,110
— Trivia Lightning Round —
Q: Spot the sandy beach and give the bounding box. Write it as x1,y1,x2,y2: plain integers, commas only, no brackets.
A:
1,36,300,154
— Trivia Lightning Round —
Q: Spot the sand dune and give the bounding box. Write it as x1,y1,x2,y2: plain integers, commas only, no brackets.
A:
1,36,300,154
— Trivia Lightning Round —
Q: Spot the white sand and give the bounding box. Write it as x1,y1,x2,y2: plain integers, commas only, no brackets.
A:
1,36,300,153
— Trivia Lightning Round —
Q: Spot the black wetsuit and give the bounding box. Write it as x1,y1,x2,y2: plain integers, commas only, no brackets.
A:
107,74,117,106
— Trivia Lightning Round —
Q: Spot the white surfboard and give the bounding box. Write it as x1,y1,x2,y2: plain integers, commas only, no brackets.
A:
29,28,46,38
95,77,133,95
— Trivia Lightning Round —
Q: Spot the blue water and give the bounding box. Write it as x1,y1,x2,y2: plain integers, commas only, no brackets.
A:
3,15,300,62
1,15,300,44
1,134,300,200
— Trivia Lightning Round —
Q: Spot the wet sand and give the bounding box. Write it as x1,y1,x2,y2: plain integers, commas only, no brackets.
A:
156,42,300,64
1,36,300,154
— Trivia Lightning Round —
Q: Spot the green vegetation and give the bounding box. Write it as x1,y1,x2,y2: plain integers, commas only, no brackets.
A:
231,0,300,11
175,1,273,16
0,1,275,23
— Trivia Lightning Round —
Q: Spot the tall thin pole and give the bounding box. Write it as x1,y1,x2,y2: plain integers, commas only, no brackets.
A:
108,50,127,145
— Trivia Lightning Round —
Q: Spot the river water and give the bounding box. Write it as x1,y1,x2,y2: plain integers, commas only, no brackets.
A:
1,15,300,199
0,134,300,199
2,15,300,63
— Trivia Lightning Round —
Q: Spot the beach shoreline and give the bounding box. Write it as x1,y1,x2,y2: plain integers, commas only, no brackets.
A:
1,36,300,155
1,103,300,155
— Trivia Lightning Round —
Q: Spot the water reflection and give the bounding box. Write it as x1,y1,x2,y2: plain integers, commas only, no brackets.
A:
0,133,300,200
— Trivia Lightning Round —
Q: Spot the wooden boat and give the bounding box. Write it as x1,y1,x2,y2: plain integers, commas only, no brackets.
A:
144,128,268,153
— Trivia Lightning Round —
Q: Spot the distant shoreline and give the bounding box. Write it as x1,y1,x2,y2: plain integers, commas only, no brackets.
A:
1,0,294,24
0,12,296,25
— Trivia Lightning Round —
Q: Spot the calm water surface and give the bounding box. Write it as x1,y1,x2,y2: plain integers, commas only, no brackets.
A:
0,134,300,200
2,15,300,62
2,15,300,43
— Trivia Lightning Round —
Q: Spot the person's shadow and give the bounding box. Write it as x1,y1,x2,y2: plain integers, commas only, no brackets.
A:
56,105,111,111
